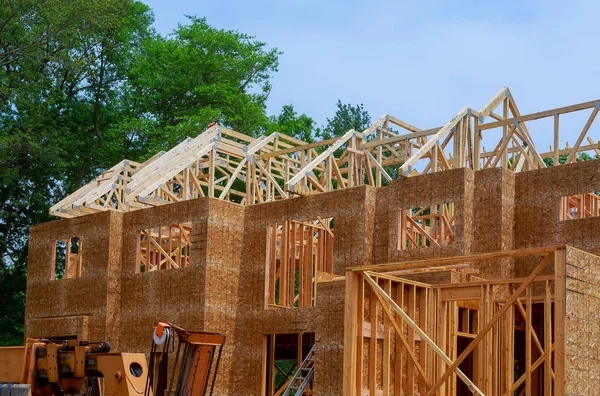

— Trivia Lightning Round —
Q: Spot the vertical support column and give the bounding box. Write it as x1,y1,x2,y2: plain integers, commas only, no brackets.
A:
436,292,446,395
418,288,428,395
348,134,356,188
407,284,416,395
474,117,481,171
376,122,384,187
383,280,391,395
525,286,532,396
369,277,378,396
486,284,494,395
343,271,360,396
554,114,560,165
208,146,216,198
502,98,509,168
396,284,405,394
281,222,289,307
554,249,566,396
545,279,553,394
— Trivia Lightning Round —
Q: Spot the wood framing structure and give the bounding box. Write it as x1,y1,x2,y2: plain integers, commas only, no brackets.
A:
25,91,600,395
266,218,334,308
343,246,566,396
49,87,600,219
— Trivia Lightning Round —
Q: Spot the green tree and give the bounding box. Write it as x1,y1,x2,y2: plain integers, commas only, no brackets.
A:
123,16,281,153
318,100,371,140
267,104,316,143
543,152,597,167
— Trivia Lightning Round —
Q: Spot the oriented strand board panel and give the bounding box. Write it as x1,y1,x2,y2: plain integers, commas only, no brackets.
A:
565,246,600,395
27,315,90,339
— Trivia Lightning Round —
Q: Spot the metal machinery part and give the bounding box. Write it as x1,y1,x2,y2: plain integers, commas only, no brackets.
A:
0,323,225,396
0,337,149,396
144,322,226,396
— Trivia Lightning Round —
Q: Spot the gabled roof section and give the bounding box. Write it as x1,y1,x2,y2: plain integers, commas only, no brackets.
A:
51,88,600,218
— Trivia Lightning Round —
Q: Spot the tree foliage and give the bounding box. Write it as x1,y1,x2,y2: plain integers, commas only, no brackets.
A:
318,100,371,140
267,104,316,143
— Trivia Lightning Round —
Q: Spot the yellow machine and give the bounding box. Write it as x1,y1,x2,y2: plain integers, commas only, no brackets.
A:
0,323,226,396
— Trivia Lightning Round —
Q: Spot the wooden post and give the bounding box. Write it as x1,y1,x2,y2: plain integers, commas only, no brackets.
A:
554,249,566,396
343,271,360,396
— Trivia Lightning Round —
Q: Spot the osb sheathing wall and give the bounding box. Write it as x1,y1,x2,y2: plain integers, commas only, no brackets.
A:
564,246,600,395
515,161,600,277
119,198,245,394
233,185,375,395
25,210,123,344
374,168,474,265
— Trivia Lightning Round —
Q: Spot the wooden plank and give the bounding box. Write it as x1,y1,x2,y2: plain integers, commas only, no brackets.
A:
407,285,415,396
554,249,566,396
383,280,391,395
440,285,481,301
351,246,563,273
554,114,560,165
478,99,599,130
544,280,552,394
369,277,378,396
343,272,360,396
526,286,532,396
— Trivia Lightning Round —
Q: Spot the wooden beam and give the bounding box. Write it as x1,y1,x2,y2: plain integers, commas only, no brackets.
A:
350,245,564,273
478,99,599,131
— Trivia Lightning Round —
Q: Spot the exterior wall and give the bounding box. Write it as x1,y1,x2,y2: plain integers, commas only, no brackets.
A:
26,210,122,344
23,158,600,395
118,198,245,394
565,246,600,395
375,168,473,265
233,185,375,394
514,160,600,278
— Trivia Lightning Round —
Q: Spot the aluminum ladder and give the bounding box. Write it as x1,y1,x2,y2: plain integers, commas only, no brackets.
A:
281,344,315,396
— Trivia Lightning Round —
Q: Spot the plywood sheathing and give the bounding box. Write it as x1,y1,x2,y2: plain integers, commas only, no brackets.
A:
26,315,91,340
26,210,120,343
314,279,346,394
564,246,600,395
472,168,516,280
380,168,472,264
514,160,600,279
118,197,244,394
232,185,375,394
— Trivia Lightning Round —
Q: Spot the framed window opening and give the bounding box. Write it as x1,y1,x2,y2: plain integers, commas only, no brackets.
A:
398,203,455,250
52,237,82,280
136,223,192,272
560,192,600,220
266,218,334,308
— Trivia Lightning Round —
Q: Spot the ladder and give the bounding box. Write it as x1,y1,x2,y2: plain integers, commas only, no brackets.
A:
281,344,315,396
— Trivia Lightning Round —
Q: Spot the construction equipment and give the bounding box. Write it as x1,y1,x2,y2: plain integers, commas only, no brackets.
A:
144,323,225,396
0,323,225,396
281,345,315,396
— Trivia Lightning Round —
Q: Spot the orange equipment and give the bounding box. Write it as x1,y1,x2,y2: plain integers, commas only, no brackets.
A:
145,322,226,396
0,323,226,396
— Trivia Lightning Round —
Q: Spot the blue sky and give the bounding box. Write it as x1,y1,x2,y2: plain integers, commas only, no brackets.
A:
141,0,600,151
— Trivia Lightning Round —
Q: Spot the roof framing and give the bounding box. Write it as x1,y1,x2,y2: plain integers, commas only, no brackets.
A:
51,87,600,218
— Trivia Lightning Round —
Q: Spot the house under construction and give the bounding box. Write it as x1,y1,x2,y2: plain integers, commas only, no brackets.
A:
25,87,600,395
